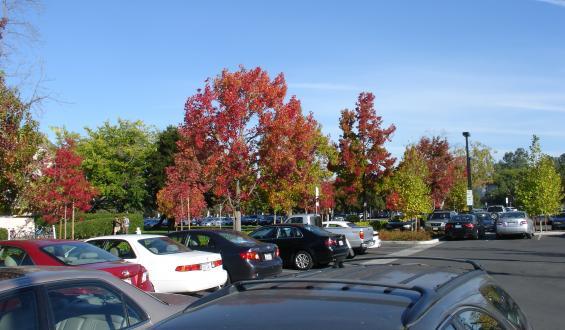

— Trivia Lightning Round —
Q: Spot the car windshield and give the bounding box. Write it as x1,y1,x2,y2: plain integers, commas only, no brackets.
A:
303,225,331,236
217,232,258,245
42,243,121,266
138,237,190,255
451,215,475,222
500,212,526,219
474,213,491,220
430,212,451,220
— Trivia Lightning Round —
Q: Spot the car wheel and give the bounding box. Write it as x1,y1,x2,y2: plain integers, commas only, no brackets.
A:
294,251,314,270
496,233,502,240
356,247,367,255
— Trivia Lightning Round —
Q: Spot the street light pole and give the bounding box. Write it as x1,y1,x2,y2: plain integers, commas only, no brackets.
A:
463,132,473,212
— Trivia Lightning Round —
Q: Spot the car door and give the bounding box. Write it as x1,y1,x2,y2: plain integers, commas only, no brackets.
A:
45,280,148,330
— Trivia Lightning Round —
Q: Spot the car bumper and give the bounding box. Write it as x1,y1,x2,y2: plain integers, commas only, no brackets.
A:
233,259,283,282
366,236,381,249
497,226,529,235
446,228,476,239
551,222,565,230
152,267,228,293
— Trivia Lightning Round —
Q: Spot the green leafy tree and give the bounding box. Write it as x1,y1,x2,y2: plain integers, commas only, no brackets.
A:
145,126,180,214
515,136,563,224
445,157,468,211
0,76,43,214
385,147,433,225
485,148,529,206
77,119,156,212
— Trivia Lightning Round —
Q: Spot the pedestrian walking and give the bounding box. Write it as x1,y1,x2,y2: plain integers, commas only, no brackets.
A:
113,217,121,235
123,214,130,234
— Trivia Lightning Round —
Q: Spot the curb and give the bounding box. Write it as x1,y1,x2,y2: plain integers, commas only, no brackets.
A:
382,238,440,245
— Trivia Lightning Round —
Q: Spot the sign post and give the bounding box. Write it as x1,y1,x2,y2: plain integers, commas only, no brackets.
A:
466,190,474,209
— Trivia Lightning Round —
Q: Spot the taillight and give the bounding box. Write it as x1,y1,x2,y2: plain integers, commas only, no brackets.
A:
520,220,527,225
240,250,260,260
464,223,474,229
275,247,280,257
445,223,453,229
324,238,337,247
139,265,149,283
213,259,222,267
175,264,201,272
359,231,364,240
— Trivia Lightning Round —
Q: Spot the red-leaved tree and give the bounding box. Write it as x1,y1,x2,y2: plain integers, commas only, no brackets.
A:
32,139,97,239
415,136,456,209
332,92,396,214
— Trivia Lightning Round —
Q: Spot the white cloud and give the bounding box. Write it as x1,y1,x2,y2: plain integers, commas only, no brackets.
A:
535,0,565,7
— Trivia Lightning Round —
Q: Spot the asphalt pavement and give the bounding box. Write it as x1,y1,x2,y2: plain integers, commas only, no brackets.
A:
394,232,565,330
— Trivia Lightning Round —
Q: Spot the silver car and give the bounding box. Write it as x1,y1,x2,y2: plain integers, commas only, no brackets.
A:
0,266,195,329
496,211,534,239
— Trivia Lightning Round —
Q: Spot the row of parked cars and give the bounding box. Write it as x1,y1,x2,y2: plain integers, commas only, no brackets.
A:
0,214,534,329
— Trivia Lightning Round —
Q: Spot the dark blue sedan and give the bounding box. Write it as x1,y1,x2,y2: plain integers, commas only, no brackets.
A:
550,212,565,230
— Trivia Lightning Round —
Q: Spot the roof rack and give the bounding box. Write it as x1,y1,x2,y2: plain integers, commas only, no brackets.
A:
343,256,484,270
185,257,486,327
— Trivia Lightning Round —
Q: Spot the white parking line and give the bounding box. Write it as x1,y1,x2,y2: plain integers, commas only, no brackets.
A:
361,243,442,265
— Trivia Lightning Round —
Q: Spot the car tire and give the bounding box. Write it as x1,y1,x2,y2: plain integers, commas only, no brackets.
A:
356,247,367,255
294,251,314,270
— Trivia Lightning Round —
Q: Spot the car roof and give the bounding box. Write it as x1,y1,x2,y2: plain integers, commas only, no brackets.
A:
0,239,87,247
0,266,118,291
86,234,166,241
158,258,488,329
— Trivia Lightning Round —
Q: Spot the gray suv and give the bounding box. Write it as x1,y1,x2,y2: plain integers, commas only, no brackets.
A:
426,210,458,234
154,257,531,329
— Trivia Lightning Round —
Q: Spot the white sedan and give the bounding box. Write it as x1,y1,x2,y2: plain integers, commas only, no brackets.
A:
86,234,227,293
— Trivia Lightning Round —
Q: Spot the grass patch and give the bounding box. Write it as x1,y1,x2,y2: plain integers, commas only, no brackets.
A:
379,230,432,241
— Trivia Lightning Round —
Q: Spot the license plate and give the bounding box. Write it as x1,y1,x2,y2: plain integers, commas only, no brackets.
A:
432,227,438,231
200,262,211,271
455,225,462,229
122,277,132,285
264,253,272,261
338,240,344,246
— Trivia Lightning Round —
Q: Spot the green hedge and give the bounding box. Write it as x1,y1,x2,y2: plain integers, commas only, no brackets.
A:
57,213,143,239
345,214,360,222
0,228,7,240
358,219,388,231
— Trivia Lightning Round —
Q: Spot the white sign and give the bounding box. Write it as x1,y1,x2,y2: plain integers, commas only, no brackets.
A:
505,197,509,206
466,190,473,206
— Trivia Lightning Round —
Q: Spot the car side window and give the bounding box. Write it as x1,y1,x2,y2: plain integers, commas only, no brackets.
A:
107,240,137,259
292,227,304,238
250,227,277,239
188,234,215,250
288,217,302,224
277,227,292,238
0,289,39,330
454,309,503,330
480,285,528,329
47,283,146,329
168,233,186,245
0,246,34,266
87,239,107,250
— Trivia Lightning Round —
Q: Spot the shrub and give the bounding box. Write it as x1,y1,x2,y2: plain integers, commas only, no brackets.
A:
379,230,432,241
345,214,360,222
369,219,388,231
0,228,7,240
52,212,143,239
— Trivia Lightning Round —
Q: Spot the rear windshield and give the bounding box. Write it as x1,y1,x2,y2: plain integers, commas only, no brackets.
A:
430,212,451,220
487,206,505,213
138,237,190,255
346,222,360,228
451,215,475,222
500,212,526,219
474,213,491,220
217,232,258,245
303,225,331,236
42,242,120,266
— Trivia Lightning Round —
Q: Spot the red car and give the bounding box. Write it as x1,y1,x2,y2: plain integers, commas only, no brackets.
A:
0,239,154,291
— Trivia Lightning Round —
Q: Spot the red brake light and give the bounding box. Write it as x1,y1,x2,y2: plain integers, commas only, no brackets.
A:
175,264,201,272
213,259,222,267
275,247,280,257
359,231,364,240
240,251,260,260
324,238,337,247
520,220,527,225
445,223,453,229
464,223,474,228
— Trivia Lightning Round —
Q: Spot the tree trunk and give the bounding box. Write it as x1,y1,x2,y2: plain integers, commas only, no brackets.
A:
234,180,242,231
71,202,75,240
64,205,67,240
187,196,191,230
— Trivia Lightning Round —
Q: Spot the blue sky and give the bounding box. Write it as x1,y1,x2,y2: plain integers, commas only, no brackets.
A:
9,0,565,159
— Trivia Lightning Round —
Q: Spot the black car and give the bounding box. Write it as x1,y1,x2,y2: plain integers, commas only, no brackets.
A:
249,224,348,270
549,212,565,230
154,257,531,330
385,219,416,230
445,214,485,240
167,229,282,283
473,211,496,232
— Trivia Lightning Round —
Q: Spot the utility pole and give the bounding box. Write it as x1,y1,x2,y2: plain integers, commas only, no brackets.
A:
463,132,473,212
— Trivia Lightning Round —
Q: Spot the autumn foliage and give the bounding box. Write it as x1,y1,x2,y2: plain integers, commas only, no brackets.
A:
31,139,98,224
332,92,396,210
